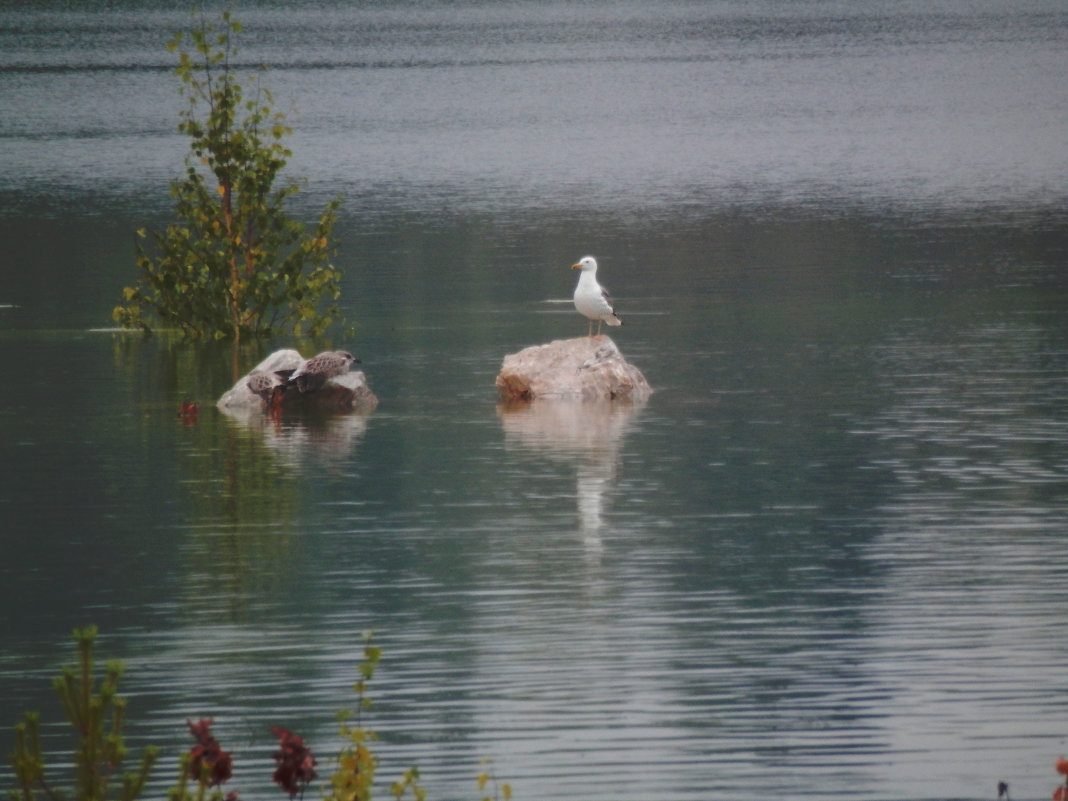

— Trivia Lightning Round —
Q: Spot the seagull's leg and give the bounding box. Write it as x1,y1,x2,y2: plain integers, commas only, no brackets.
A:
588,319,594,337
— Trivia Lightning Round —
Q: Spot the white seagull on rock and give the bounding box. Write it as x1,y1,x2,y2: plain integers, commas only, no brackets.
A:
572,256,622,337
285,350,359,393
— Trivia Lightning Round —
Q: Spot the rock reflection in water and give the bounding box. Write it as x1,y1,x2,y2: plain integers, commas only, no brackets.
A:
220,405,370,471
497,400,645,551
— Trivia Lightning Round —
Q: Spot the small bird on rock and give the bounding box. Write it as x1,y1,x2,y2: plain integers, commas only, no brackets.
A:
247,369,286,403
284,350,359,393
572,256,622,337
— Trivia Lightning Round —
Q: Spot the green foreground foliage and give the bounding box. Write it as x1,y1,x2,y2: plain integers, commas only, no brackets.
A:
7,629,510,801
9,627,157,801
114,12,345,341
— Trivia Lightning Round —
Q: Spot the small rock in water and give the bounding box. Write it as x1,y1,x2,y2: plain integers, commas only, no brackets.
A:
217,349,377,414
496,336,651,402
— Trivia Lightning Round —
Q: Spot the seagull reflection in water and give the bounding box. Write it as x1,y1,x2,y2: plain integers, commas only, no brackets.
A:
497,399,644,553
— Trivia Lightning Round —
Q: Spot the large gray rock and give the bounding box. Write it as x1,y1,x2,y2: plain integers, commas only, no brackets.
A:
495,336,651,402
217,349,378,414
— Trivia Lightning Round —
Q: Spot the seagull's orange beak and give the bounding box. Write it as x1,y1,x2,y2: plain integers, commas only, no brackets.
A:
571,262,582,270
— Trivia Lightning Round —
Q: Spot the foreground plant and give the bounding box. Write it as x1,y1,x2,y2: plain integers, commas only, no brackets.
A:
476,760,511,801
114,11,345,341
325,631,382,801
1053,757,1068,801
270,728,316,800
9,629,509,801
169,718,236,801
8,626,158,801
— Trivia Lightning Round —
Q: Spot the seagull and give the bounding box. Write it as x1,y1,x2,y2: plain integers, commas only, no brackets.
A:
285,350,359,393
571,256,622,337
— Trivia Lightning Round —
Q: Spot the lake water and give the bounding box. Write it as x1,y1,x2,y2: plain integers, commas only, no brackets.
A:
2,2,1068,800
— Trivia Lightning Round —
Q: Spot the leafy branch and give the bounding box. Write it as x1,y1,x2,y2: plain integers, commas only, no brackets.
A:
325,631,381,801
114,12,347,342
9,626,158,801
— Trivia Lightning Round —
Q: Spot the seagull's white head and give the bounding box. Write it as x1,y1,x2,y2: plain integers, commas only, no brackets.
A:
571,256,598,273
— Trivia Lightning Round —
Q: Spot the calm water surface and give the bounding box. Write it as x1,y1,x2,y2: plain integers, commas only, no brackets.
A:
2,2,1068,800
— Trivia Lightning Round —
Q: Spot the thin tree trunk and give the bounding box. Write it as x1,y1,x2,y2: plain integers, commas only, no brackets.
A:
222,181,241,340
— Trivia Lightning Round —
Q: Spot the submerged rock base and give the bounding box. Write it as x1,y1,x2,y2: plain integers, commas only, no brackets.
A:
218,349,378,414
496,336,651,402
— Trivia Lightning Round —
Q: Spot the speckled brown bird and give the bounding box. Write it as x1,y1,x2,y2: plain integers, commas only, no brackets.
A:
285,350,359,393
